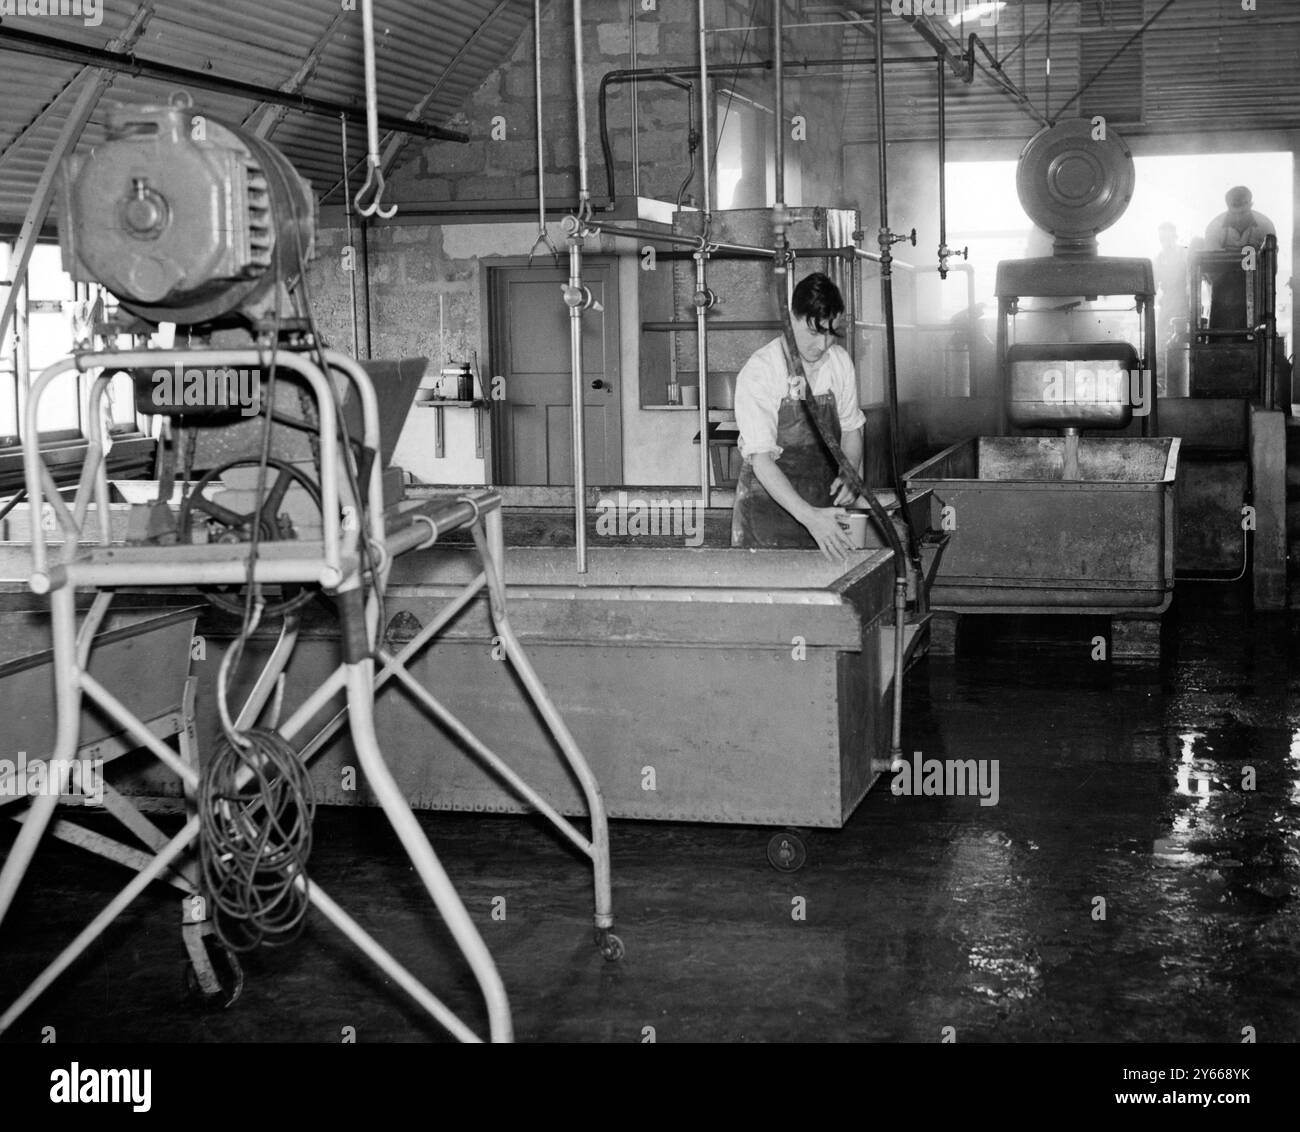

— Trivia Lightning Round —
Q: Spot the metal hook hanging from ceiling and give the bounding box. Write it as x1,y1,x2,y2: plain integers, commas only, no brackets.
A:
528,0,561,266
354,0,398,219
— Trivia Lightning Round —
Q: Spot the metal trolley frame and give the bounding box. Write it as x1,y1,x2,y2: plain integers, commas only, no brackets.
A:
0,346,620,1043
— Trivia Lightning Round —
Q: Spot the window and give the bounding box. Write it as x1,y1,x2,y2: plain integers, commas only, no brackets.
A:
1,241,153,494
714,94,802,210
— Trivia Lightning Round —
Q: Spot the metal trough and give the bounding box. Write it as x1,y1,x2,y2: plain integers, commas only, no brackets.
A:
371,546,898,827
906,435,1180,614
188,544,901,830
0,598,199,800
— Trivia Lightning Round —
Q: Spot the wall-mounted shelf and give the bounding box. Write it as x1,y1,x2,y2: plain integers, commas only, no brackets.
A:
414,399,489,458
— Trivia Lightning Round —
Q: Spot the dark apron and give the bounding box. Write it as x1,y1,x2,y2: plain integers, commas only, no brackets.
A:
732,387,841,549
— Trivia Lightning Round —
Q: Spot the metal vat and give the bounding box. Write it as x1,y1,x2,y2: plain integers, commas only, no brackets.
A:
184,544,900,829
906,436,1180,613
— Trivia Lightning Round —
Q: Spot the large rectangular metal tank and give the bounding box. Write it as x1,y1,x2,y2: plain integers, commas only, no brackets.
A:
174,544,901,830
905,436,1179,613
367,546,898,827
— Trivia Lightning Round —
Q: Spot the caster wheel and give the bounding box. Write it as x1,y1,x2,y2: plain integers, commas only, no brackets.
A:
183,941,244,1010
595,929,625,962
767,830,807,872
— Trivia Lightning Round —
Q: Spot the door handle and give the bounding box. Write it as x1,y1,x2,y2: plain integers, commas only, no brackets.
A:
591,379,611,391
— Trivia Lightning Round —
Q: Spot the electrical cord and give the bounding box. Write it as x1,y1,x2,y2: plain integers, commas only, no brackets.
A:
198,725,316,951
204,132,309,948
199,125,390,949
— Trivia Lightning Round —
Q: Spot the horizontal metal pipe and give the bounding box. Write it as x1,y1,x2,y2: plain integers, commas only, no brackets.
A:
651,245,851,262
855,247,915,270
708,240,778,257
642,320,780,332
0,25,467,142
599,57,928,83
586,220,705,247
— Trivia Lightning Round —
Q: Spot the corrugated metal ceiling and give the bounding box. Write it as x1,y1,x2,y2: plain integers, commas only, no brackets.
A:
0,0,531,227
0,0,1297,232
827,0,1300,142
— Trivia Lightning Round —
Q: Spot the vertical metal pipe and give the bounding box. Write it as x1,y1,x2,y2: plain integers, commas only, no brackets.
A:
535,0,548,227
873,0,922,591
1045,0,1052,116
696,0,712,506
629,2,640,197
873,0,889,231
846,246,857,364
360,0,381,162
569,0,591,572
697,0,712,218
695,250,711,507
874,0,901,489
573,0,591,208
773,0,784,209
359,220,373,359
937,54,948,279
15,278,29,408
568,238,589,571
341,116,361,358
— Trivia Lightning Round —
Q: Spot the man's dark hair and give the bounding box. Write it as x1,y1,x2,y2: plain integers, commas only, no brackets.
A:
791,272,845,337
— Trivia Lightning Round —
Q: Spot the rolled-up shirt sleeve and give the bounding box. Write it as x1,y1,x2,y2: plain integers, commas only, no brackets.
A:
734,342,785,460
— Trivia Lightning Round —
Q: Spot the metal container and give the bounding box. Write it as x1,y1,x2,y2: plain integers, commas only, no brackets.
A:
906,435,1180,612
0,600,200,798
189,544,900,829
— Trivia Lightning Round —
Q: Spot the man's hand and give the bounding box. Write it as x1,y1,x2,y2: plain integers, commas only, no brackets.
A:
829,476,862,507
802,506,853,561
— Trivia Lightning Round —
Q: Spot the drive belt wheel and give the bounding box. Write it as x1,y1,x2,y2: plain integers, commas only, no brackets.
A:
177,457,323,618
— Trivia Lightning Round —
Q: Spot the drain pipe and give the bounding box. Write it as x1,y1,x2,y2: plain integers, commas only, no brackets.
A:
695,0,713,507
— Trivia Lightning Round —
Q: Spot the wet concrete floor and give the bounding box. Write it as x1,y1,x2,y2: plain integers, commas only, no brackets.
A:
1,585,1297,1043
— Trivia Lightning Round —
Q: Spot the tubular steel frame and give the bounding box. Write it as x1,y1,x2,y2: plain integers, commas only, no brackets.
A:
0,346,618,1043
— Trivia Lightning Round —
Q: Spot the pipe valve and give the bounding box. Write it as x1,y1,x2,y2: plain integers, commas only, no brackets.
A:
562,284,603,313
877,227,916,256
691,288,717,312
937,242,968,279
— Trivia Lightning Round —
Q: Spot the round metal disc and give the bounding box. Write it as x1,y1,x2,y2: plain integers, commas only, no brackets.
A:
1016,119,1135,240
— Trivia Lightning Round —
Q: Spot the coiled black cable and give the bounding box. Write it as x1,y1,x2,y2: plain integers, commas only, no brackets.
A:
198,727,316,951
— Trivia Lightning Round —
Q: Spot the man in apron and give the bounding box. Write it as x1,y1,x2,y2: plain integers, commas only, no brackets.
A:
731,272,865,560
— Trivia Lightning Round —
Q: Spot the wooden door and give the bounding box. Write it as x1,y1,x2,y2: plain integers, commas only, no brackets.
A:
489,260,622,485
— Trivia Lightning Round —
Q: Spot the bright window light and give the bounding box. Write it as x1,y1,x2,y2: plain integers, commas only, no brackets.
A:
941,151,1293,344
